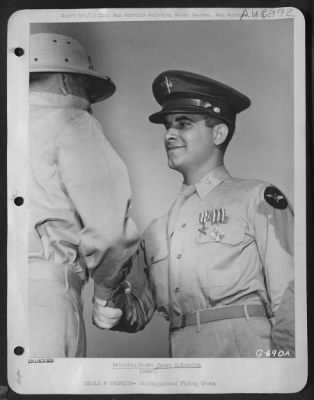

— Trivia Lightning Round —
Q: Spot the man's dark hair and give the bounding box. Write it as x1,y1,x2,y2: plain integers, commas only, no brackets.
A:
205,116,235,152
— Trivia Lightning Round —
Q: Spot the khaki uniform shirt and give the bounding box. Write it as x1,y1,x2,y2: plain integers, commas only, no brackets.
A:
28,92,139,300
119,166,294,353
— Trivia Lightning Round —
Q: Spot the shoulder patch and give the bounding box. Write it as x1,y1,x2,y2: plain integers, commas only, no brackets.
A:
264,186,288,210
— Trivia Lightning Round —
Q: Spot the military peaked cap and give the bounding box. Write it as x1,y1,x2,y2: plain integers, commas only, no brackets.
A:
149,70,251,125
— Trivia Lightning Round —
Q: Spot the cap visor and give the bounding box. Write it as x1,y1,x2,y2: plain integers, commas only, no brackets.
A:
149,106,212,124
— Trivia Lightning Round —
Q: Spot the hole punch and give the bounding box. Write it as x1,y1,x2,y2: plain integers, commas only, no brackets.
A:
14,346,24,356
14,47,24,57
14,196,24,206
65,58,69,62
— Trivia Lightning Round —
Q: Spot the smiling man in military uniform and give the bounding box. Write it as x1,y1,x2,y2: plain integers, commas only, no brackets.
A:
95,70,294,358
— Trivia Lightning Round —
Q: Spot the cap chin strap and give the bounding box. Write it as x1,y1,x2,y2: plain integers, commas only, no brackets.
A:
163,97,231,116
160,97,235,124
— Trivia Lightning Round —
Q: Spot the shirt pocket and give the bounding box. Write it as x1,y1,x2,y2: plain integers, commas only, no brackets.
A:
144,238,169,310
194,220,250,298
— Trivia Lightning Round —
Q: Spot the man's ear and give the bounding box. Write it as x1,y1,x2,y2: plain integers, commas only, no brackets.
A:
213,124,229,146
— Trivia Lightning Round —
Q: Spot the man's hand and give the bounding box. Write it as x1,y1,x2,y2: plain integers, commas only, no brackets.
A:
92,297,123,329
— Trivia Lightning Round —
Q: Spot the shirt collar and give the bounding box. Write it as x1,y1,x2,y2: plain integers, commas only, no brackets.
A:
29,91,91,111
188,165,230,199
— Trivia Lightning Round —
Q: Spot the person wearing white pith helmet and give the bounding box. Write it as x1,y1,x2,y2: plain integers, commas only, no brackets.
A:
28,32,138,357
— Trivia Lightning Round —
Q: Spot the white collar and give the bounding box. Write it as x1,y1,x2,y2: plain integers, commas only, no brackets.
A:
195,165,230,199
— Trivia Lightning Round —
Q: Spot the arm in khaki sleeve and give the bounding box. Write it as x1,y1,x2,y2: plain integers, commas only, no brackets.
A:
251,184,294,351
109,240,156,333
58,111,139,301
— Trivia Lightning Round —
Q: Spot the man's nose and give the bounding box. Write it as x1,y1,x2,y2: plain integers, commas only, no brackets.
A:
165,127,178,141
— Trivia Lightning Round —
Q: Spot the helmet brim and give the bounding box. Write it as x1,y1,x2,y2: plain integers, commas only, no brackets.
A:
30,67,116,103
86,75,116,103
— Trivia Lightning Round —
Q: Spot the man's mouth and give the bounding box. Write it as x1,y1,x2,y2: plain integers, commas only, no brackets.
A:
166,145,184,151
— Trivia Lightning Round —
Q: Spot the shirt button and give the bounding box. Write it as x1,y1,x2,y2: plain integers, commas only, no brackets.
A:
181,223,187,228
176,254,182,259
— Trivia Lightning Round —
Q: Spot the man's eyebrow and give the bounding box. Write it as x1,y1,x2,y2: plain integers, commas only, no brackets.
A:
164,116,195,125
171,116,194,123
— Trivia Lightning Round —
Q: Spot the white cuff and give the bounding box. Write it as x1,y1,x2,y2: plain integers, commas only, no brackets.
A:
94,297,108,307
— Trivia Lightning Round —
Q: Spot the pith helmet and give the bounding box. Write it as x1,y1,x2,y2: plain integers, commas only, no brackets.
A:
30,33,115,103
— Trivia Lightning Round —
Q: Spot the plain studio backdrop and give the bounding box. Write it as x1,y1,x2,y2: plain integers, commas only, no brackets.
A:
31,17,294,357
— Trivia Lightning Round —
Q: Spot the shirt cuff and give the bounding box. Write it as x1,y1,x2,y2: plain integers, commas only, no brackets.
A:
93,285,115,301
94,280,132,301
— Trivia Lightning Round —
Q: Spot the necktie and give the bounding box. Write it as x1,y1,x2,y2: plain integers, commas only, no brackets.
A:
167,184,196,239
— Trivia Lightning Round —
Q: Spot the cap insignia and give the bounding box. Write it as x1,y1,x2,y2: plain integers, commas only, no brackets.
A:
161,76,173,94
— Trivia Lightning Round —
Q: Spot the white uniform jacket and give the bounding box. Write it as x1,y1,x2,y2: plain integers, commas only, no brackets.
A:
28,92,139,300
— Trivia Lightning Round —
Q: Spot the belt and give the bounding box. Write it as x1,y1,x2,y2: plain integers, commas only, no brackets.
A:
170,304,268,331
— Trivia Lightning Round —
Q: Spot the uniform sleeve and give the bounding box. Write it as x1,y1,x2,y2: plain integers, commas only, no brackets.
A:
57,111,139,300
249,183,294,351
110,240,156,332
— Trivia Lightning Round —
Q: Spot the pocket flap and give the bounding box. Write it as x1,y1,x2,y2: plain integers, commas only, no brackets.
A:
144,239,168,264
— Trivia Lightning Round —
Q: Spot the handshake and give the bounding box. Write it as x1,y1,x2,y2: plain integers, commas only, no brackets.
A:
92,297,123,329
92,280,134,329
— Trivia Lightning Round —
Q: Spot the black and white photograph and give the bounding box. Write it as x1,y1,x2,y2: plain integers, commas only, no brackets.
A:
6,7,307,395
